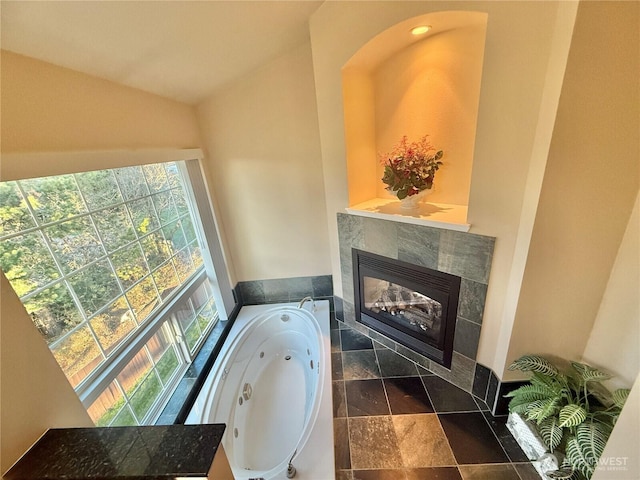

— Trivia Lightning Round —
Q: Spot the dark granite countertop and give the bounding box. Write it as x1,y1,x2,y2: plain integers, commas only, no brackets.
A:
5,424,225,480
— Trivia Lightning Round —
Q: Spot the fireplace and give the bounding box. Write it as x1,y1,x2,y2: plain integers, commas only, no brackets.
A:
352,249,461,368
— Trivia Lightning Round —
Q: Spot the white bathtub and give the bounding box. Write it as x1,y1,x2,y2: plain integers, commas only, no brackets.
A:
186,301,334,480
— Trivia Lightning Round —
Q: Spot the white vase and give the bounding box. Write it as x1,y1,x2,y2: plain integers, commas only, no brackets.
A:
398,187,433,210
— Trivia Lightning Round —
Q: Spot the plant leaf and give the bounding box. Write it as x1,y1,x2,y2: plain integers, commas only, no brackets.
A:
509,355,558,376
506,383,555,400
612,388,630,408
507,384,554,415
559,404,588,428
539,417,564,452
565,421,611,479
526,397,561,424
530,371,566,392
576,421,609,462
509,401,530,415
566,436,595,479
571,361,612,383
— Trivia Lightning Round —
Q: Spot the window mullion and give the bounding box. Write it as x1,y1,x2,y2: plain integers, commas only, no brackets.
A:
143,370,169,424
169,313,193,362
166,314,192,362
109,379,132,426
15,181,109,363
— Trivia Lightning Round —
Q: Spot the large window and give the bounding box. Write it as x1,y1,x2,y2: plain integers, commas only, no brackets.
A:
0,159,221,425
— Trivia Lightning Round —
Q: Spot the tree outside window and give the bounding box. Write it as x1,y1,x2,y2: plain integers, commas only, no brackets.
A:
0,160,219,425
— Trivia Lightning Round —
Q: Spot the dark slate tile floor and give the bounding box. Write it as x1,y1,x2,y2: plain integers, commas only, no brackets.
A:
331,317,538,480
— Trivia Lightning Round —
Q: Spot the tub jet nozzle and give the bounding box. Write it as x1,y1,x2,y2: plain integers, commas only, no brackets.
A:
242,382,252,401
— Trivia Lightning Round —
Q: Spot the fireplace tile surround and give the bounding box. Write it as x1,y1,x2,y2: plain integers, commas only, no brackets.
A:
337,213,495,396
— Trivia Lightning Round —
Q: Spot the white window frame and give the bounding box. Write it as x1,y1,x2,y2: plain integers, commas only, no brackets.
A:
1,149,234,423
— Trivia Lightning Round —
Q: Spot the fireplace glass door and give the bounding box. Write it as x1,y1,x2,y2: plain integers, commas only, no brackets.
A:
353,249,460,368
363,276,443,344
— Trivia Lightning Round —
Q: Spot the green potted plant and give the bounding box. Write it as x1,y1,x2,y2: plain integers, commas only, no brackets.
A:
506,355,629,480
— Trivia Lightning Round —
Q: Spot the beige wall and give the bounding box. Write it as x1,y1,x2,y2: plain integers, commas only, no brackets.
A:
1,273,94,474
592,370,640,480
582,192,639,389
196,42,330,281
342,69,377,206
505,1,639,379
310,1,575,373
1,50,201,163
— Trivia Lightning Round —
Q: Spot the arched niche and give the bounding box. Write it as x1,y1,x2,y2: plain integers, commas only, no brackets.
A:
342,11,487,225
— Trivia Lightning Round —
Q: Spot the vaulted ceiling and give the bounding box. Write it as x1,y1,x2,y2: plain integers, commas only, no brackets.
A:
1,1,323,104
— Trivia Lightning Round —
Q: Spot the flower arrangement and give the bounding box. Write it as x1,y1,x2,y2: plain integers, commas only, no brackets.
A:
380,135,444,200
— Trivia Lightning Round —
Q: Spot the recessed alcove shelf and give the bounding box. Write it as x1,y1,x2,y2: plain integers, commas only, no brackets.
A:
346,197,470,232
342,12,487,223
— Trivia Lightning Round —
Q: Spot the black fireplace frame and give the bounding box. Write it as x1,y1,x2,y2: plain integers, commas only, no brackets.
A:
352,249,460,368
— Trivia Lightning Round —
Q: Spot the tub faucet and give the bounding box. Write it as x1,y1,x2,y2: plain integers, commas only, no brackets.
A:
286,449,297,478
298,296,316,311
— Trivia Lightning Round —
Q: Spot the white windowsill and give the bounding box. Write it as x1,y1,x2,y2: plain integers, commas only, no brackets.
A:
346,197,471,232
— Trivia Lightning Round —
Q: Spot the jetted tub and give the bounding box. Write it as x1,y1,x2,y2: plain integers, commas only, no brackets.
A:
186,301,334,479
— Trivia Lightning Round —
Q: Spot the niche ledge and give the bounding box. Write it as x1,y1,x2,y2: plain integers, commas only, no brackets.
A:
346,197,470,232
